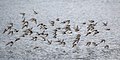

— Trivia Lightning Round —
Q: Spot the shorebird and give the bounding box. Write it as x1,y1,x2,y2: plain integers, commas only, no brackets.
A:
61,20,70,24
44,33,48,37
86,31,92,36
31,36,37,41
7,26,12,30
23,28,33,35
29,18,37,24
22,25,28,29
87,24,95,31
73,39,80,44
33,10,38,14
50,21,55,26
103,22,108,26
33,46,39,49
29,30,33,35
76,34,81,37
22,20,29,29
43,25,47,29
62,41,66,46
39,31,48,37
37,23,43,27
92,42,98,46
56,18,59,21
14,29,19,32
20,34,25,37
40,31,45,35
24,27,33,32
23,21,28,25
72,44,77,48
72,34,81,46
14,38,20,42
75,25,79,32
8,31,13,35
89,20,94,23
37,23,47,29
82,22,86,25
104,45,109,49
88,23,94,27
65,25,71,31
36,32,41,35
60,39,65,45
24,32,28,35
100,39,106,43
55,39,65,46
55,39,61,42
62,31,66,34
76,34,81,40
6,41,14,46
86,42,91,46
9,23,13,27
3,29,8,34
27,27,33,35
105,28,110,31
56,27,61,30
53,34,57,38
20,13,25,18
40,36,46,41
21,18,25,23
73,35,80,44
47,39,52,45
66,20,70,24
94,22,97,26
93,30,99,36
53,29,57,38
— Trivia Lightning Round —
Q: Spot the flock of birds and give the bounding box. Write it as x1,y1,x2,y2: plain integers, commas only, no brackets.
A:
2,10,110,50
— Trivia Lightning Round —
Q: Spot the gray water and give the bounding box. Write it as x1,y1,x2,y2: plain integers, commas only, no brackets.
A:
0,0,120,60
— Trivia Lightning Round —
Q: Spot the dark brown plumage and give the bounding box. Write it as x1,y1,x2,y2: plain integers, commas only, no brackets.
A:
100,39,106,43
20,13,25,18
86,42,91,46
103,22,108,26
86,32,91,36
8,31,13,35
6,41,14,46
72,44,77,48
104,45,109,49
33,10,38,14
93,30,99,36
75,25,79,32
3,29,8,34
15,38,20,42
33,46,39,49
30,18,37,24
92,42,98,46
56,18,59,21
